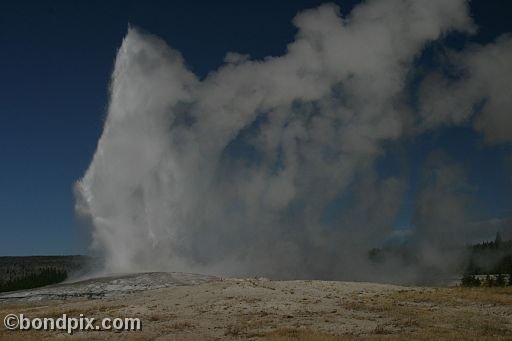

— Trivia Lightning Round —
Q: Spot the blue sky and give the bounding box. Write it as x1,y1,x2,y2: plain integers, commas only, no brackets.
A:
0,0,511,256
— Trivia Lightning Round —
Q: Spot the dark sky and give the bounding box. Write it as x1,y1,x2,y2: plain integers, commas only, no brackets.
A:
0,0,510,256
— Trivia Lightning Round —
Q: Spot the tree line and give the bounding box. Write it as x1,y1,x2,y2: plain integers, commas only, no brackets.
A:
0,267,67,293
461,233,512,287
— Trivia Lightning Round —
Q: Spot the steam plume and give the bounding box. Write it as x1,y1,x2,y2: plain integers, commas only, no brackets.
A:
76,0,510,281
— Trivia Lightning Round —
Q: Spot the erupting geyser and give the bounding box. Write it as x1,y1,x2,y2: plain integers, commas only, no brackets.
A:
75,0,512,281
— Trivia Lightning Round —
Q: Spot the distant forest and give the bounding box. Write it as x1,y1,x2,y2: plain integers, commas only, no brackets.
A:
0,255,88,293
368,233,512,286
464,233,512,275
461,233,512,287
0,267,67,293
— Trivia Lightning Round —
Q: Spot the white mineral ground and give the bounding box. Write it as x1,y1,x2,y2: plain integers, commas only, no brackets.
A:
1,272,511,340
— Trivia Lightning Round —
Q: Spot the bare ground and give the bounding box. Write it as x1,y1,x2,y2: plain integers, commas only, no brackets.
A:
1,276,511,340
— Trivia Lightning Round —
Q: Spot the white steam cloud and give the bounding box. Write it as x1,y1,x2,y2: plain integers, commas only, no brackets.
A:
418,34,512,143
75,0,510,281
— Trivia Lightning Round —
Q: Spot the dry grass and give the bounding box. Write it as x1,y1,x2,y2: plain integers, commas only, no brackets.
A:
341,287,512,340
265,328,357,341
168,320,194,330
1,282,511,340
0,299,138,340
395,286,512,305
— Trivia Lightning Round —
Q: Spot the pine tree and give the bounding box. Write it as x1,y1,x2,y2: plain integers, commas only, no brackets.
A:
495,232,502,248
